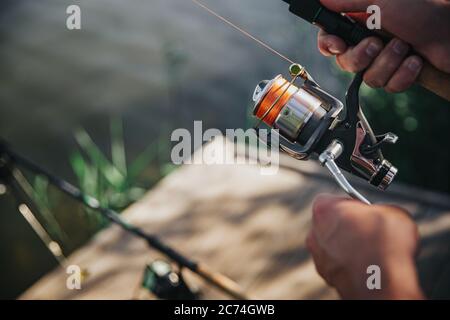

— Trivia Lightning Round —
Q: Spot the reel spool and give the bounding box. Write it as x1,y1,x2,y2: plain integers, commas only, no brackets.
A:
254,75,327,145
253,67,343,160
252,64,399,203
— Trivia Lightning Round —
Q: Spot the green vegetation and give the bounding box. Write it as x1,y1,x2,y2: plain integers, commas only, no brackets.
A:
359,80,450,193
31,117,177,233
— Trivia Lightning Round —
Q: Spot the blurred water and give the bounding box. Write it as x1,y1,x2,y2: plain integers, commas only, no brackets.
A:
2,0,450,299
0,0,380,297
0,0,340,157
0,0,350,298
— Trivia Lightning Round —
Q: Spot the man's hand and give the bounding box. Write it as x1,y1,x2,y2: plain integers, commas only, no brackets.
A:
318,0,450,93
306,194,424,299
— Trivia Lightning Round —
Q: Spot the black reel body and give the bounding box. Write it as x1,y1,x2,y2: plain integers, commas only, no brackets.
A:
314,72,398,190
142,260,199,300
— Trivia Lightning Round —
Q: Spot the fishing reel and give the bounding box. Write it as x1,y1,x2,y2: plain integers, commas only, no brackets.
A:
252,64,398,204
141,260,199,300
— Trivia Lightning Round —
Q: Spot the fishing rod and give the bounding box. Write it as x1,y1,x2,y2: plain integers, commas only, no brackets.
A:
0,141,248,300
191,0,399,203
3,0,444,299
281,0,450,101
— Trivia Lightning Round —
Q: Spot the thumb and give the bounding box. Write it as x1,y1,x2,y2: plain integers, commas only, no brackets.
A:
312,194,348,243
320,0,375,13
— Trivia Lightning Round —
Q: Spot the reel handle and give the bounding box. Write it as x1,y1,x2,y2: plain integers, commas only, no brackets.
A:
319,141,371,205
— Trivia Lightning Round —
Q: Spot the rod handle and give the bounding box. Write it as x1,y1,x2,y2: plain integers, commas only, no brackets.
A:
417,63,450,101
196,262,249,300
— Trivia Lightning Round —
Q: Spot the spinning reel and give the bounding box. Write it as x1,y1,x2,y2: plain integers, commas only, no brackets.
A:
141,260,199,300
252,64,398,204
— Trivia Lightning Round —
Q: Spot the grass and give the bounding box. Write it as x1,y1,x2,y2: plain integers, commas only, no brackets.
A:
69,117,176,227
30,117,177,237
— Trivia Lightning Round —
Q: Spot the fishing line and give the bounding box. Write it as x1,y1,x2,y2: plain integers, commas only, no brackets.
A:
0,142,248,299
191,0,295,65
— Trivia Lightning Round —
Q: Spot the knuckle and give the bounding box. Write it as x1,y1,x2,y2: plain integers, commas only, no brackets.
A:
324,265,345,287
384,85,398,93
312,200,331,221
439,60,450,73
370,77,385,88
351,51,371,72
364,73,383,88
335,56,349,71
372,81,384,88
350,56,364,72
386,60,401,71
385,83,402,93
365,81,377,88
335,56,349,72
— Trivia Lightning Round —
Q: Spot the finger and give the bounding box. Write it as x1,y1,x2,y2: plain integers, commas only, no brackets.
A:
320,0,375,13
376,204,420,252
306,231,341,287
312,194,374,243
306,232,326,268
306,232,330,279
311,194,348,242
305,230,316,252
385,56,423,93
312,194,349,217
318,29,347,56
363,38,410,88
335,37,384,72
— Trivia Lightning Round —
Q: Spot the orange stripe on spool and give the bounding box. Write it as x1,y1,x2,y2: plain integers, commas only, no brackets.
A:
255,77,298,127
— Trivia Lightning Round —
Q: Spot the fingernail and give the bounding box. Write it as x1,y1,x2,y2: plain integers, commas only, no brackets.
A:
366,42,382,58
328,44,341,54
393,39,408,55
408,57,422,72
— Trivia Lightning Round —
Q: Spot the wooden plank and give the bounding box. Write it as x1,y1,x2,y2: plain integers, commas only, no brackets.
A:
20,137,450,299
